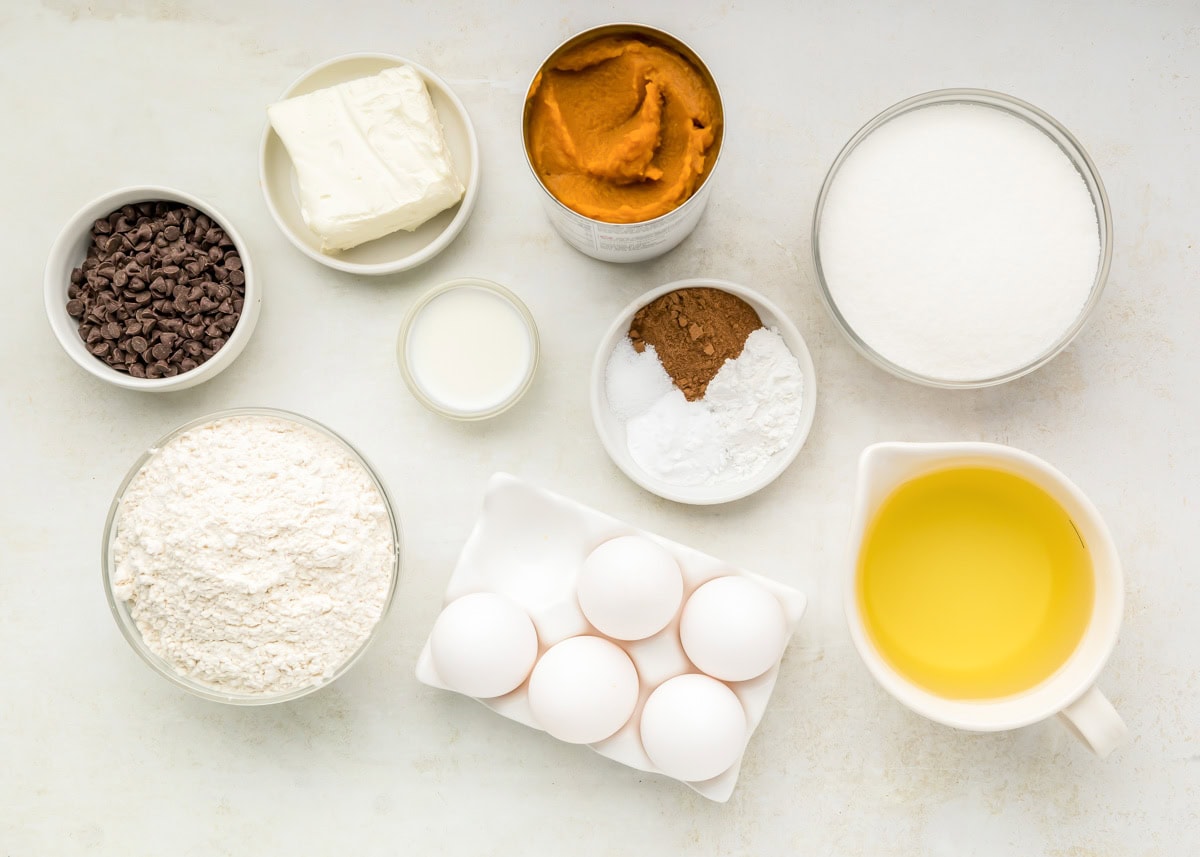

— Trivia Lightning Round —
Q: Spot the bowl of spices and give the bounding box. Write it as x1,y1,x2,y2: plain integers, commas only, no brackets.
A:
102,409,400,704
591,280,817,504
813,88,1112,387
44,186,260,391
398,277,540,421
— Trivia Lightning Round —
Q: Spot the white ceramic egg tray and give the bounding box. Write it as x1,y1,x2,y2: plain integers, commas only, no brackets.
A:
415,473,807,802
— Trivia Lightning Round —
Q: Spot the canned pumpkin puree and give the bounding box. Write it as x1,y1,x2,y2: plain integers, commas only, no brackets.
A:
523,24,725,263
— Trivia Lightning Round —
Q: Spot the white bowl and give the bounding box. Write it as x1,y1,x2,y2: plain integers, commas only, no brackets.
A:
590,279,818,505
260,53,480,276
44,185,261,393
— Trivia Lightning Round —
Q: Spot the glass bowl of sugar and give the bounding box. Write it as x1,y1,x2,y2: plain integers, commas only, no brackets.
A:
102,408,401,705
812,88,1112,388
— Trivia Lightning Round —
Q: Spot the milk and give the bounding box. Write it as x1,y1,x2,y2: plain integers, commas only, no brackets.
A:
405,284,534,415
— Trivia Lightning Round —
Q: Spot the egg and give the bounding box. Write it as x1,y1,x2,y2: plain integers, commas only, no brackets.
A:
577,536,683,640
679,576,790,682
429,592,539,698
527,635,640,744
640,674,747,782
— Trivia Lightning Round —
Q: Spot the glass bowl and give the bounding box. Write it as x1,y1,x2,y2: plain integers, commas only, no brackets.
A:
102,408,401,705
397,278,540,421
811,88,1112,388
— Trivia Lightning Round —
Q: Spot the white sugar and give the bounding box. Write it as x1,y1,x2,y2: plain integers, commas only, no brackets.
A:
818,102,1100,381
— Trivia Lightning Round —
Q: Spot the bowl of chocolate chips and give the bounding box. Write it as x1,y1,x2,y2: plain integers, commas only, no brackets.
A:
44,186,260,391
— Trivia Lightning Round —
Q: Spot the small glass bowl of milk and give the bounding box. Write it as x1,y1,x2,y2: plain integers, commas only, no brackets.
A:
398,278,540,420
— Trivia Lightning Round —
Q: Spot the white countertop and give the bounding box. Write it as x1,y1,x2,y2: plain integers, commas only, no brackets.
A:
3,1,1197,853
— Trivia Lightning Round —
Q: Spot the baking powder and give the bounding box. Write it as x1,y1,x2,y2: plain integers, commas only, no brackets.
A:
111,414,395,695
610,328,805,485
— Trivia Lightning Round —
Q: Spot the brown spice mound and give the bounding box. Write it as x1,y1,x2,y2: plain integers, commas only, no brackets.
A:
629,287,762,400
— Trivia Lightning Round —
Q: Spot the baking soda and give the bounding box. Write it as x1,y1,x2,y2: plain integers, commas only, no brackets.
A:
818,102,1100,381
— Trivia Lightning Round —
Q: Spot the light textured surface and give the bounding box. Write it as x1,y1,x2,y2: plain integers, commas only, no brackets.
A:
1,0,1197,854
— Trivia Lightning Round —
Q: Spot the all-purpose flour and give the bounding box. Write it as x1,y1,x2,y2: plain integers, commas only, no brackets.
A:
111,414,395,695
609,328,805,486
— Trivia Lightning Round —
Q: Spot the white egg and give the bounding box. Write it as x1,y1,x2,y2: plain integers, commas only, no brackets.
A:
577,536,683,640
679,576,790,682
527,635,640,744
429,592,539,699
640,674,747,782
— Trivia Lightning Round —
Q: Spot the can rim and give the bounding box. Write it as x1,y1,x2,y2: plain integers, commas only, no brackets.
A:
521,22,726,228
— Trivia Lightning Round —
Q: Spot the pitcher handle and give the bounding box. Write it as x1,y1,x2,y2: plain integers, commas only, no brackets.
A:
1057,685,1127,758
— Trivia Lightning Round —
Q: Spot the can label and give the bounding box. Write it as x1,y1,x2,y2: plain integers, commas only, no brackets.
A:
542,182,712,263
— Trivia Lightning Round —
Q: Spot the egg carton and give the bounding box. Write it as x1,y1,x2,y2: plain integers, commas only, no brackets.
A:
414,473,807,802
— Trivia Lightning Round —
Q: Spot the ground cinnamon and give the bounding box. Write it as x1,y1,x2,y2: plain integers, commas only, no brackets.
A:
629,287,762,400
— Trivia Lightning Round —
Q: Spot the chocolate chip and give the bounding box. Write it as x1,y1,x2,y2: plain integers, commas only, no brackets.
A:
66,200,243,378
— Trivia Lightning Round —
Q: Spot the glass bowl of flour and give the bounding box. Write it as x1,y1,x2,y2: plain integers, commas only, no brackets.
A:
812,88,1112,388
102,408,400,704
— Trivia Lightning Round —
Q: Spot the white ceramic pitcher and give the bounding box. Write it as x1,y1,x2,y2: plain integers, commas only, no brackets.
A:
844,442,1128,757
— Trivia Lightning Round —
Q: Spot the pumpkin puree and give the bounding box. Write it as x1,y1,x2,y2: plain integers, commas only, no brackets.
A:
525,36,722,224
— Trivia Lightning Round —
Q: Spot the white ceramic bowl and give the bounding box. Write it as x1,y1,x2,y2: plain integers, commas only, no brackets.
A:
44,185,261,392
260,53,480,275
590,279,818,505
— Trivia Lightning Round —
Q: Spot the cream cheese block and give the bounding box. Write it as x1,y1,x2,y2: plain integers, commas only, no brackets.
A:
268,66,465,252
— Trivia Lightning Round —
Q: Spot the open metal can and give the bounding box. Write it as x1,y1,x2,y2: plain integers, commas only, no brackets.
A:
522,23,725,264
